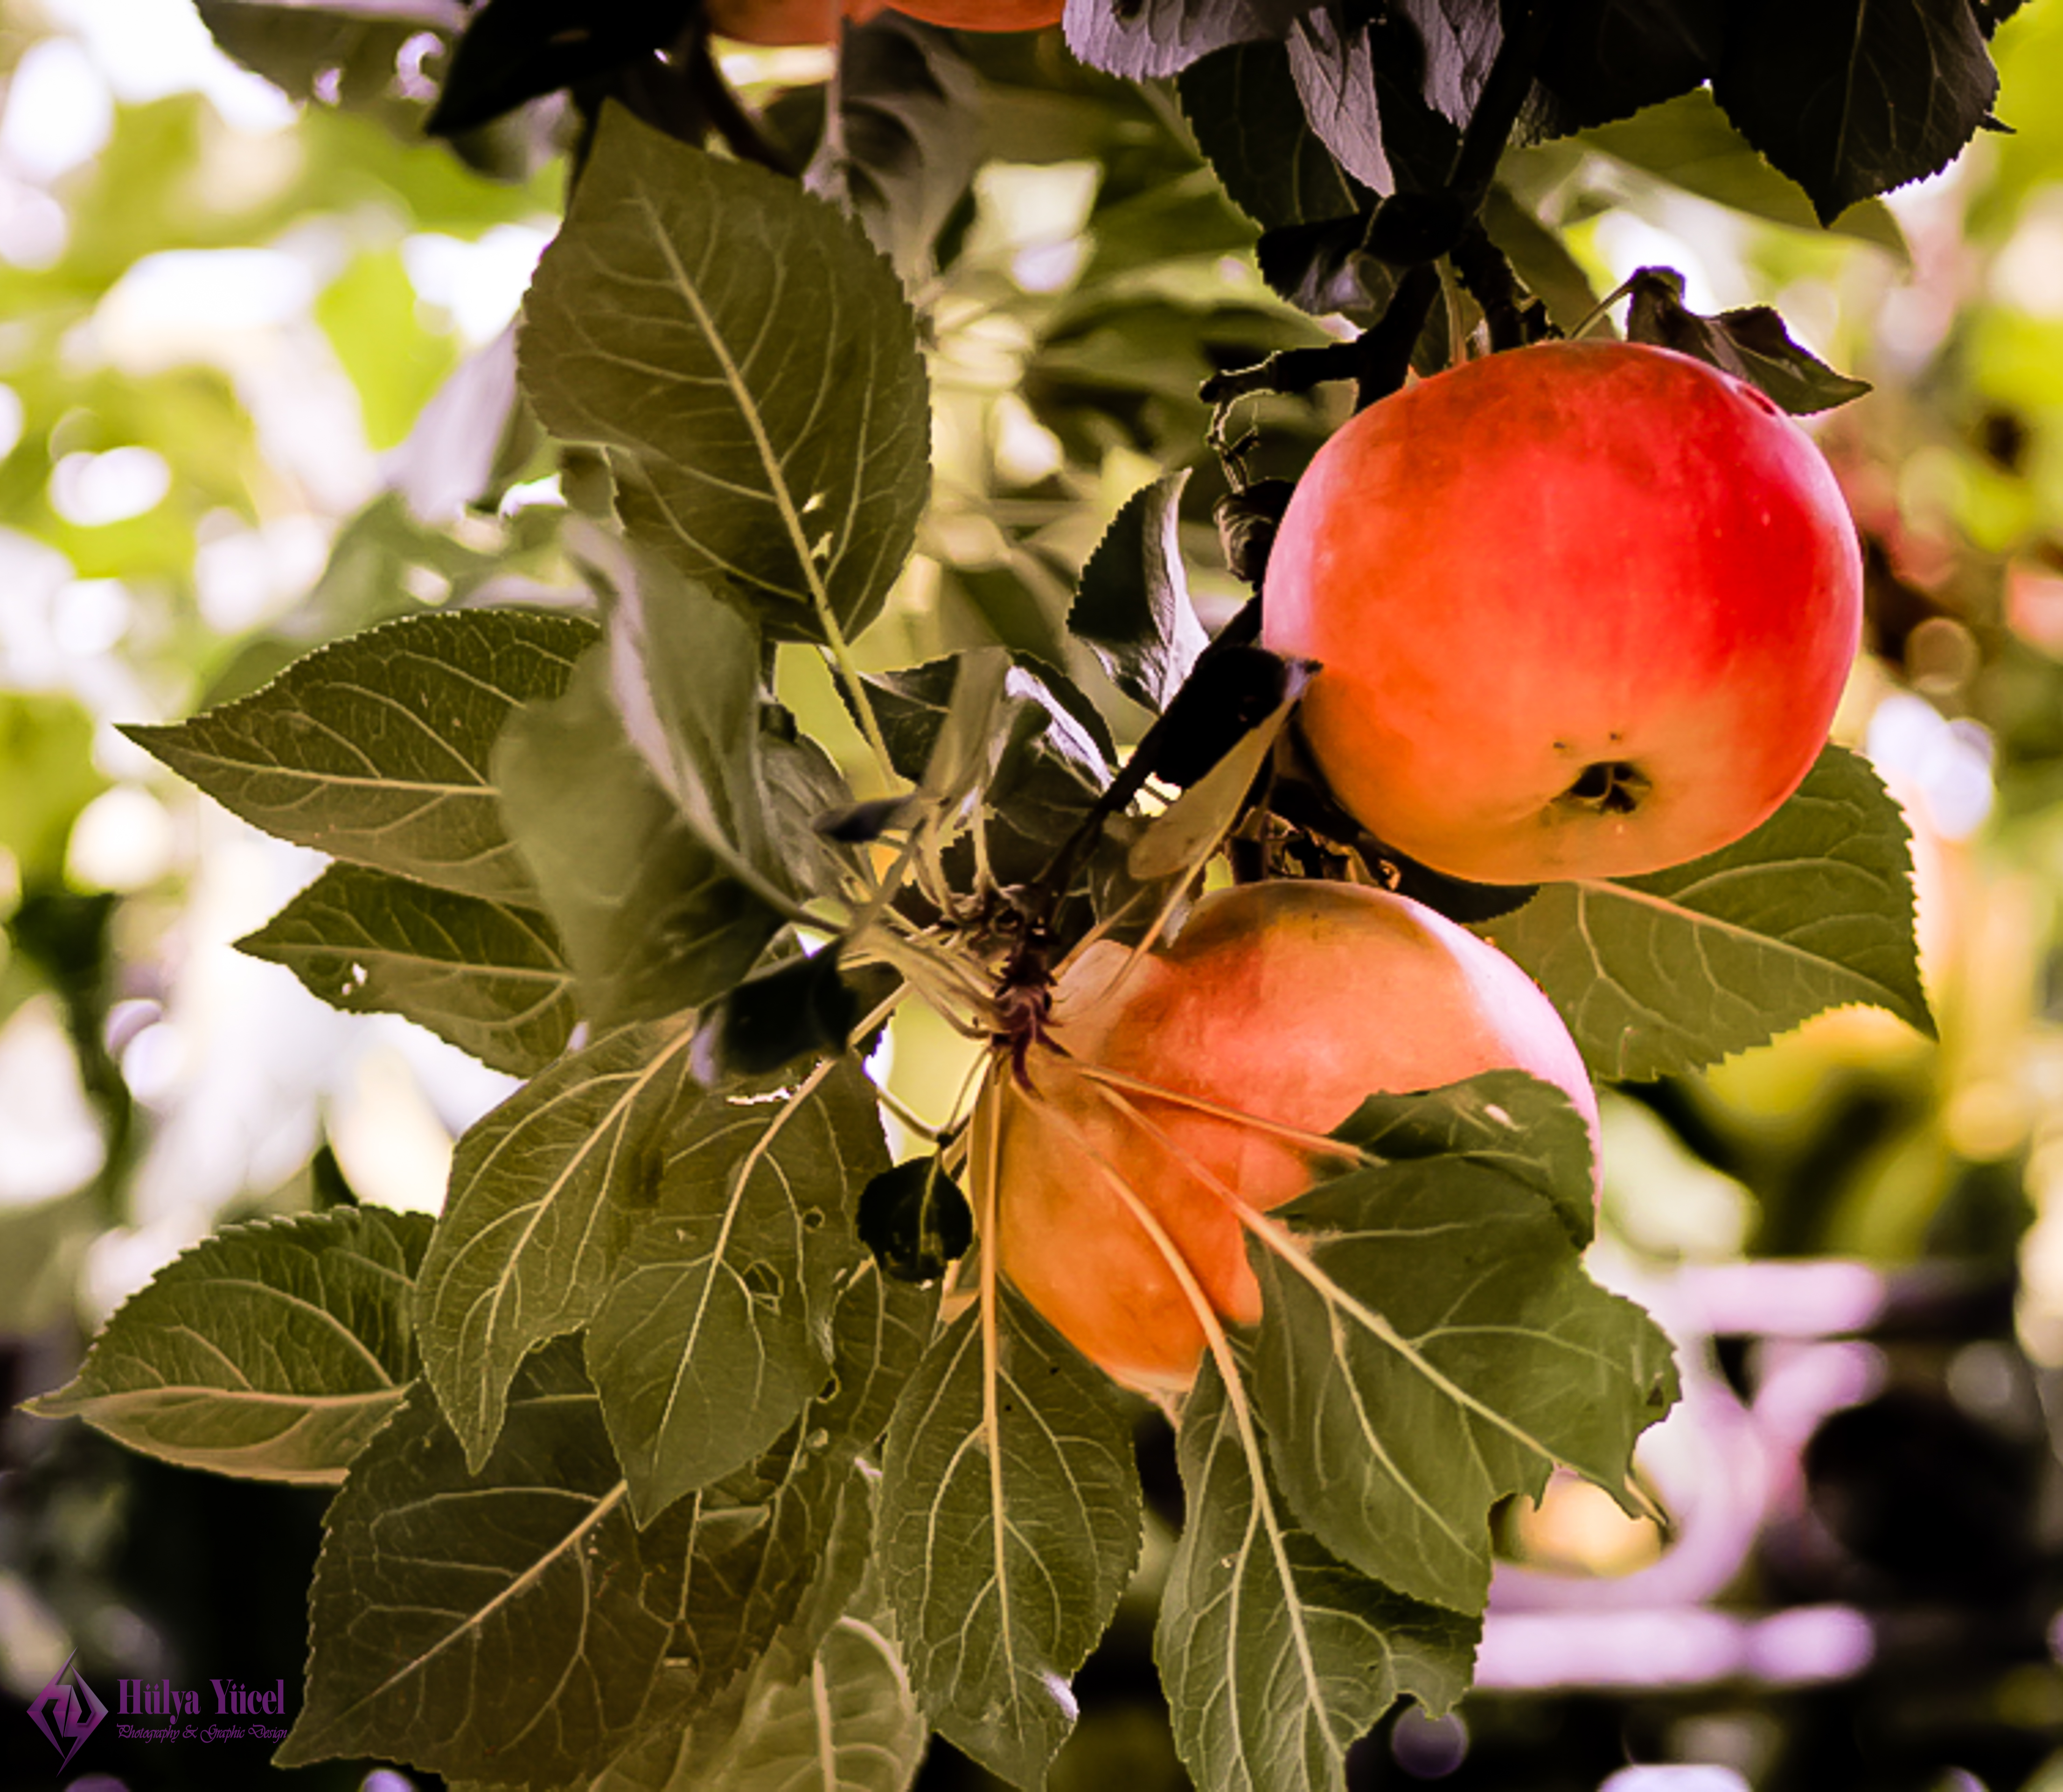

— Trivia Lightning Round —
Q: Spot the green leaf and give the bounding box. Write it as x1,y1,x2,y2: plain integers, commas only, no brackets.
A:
666,1262,934,1701
1070,471,1206,716
236,863,575,1077
278,1341,670,1781
588,1059,888,1520
878,1285,1142,1788
123,609,597,902
1624,267,1871,415
1157,1358,1478,1792
415,1015,701,1471
1330,1071,1598,1249
496,645,785,1027
1251,1160,1678,1614
518,104,931,645
25,1209,429,1485
1483,746,1935,1081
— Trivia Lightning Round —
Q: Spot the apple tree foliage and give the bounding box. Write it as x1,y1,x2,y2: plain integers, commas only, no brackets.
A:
21,0,2018,1787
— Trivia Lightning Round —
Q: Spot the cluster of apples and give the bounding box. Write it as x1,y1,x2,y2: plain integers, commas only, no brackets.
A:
990,342,1866,1388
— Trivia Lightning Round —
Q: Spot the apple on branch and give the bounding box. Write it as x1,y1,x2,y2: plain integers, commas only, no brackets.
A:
1261,342,1865,885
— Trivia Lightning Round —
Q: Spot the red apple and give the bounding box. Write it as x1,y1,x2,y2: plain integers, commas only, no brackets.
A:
988,879,1598,1390
1261,342,1864,884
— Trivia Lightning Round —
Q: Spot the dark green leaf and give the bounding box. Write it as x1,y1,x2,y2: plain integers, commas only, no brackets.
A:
278,1343,669,1780
25,1209,429,1485
862,656,969,789
1127,652,1308,882
237,863,575,1076
1484,746,1935,1081
1064,0,1306,81
692,948,865,1083
428,0,695,136
1578,87,1908,257
1257,215,1401,321
1157,1357,1479,1792
1713,0,1999,223
1534,0,1723,130
518,105,931,645
123,609,597,902
415,1015,701,1471
496,646,784,1027
808,14,983,288
1178,41,1361,231
1283,9,1396,197
858,1156,973,1283
1252,1160,1678,1613
1624,266,1873,414
587,1058,886,1520
878,1285,1142,1788
1070,472,1206,716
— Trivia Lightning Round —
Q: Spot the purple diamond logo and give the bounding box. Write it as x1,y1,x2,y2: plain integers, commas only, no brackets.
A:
27,1650,106,1770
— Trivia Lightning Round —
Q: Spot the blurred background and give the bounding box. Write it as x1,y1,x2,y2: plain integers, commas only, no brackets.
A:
3,2,2063,1788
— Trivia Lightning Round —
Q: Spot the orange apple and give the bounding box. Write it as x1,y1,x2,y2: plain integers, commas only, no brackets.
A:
988,879,1598,1390
1261,342,1864,884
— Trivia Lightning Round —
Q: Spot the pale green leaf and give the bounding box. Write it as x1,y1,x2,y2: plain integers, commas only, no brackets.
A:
236,862,574,1076
1252,1161,1679,1614
26,1209,428,1485
496,645,784,1027
1484,746,1934,1081
588,1059,889,1520
278,1342,669,1781
415,1015,700,1470
692,1606,927,1792
575,528,780,884
878,1286,1142,1789
665,1262,934,1700
125,609,597,902
1157,1359,1478,1792
518,104,930,644
580,1579,924,1792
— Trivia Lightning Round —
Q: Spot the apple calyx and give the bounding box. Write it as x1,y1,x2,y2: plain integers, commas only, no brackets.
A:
1560,759,1651,817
